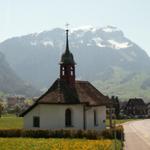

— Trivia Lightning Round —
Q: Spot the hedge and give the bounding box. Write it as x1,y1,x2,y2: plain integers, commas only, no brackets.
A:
0,125,124,140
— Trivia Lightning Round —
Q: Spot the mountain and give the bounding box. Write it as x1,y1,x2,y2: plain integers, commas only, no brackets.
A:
0,25,150,101
0,51,39,97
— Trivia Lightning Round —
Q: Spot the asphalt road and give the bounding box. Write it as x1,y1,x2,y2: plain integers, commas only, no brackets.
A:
123,119,150,150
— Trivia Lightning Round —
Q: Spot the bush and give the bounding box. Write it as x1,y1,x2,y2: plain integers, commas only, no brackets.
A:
0,129,21,137
22,129,49,138
84,130,98,139
0,126,124,140
102,125,124,140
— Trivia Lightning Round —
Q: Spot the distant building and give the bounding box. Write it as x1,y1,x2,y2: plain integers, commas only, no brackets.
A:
147,103,150,117
124,98,146,117
7,96,25,107
20,29,110,130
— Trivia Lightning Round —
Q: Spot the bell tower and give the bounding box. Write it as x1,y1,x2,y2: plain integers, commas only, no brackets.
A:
60,27,76,87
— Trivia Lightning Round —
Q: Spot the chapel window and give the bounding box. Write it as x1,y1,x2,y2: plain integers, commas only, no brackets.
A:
94,110,98,126
65,109,72,127
33,116,40,127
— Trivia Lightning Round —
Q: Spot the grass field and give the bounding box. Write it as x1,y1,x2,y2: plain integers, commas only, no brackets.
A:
0,115,124,149
0,115,23,129
0,138,121,150
106,118,139,127
0,114,137,129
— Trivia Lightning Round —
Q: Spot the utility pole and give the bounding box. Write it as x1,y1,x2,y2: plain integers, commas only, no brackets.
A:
114,114,117,150
109,102,113,128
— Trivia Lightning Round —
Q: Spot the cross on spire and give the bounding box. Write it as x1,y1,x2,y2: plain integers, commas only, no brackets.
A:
65,23,70,31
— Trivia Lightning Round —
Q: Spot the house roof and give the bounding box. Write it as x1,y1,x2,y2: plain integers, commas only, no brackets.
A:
20,79,110,116
126,98,146,107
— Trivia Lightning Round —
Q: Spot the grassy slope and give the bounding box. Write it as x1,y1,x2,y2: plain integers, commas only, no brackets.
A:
93,67,150,102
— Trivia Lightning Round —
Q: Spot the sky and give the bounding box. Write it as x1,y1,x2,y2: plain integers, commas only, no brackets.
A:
0,0,150,55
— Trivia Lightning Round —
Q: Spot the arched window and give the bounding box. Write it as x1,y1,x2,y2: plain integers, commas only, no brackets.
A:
70,67,74,76
62,67,65,76
71,70,73,76
94,110,98,126
65,109,72,127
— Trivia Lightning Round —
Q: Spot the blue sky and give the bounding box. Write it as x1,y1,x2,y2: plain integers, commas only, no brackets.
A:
0,0,150,55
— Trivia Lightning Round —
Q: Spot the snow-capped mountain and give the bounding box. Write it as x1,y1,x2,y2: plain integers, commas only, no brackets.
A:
26,25,132,50
70,25,132,49
0,26,150,100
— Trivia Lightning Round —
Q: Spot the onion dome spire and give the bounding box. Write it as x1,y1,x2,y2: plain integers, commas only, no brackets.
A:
60,25,75,65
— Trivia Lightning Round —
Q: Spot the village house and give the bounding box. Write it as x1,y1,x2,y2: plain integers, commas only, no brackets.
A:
20,29,110,130
147,103,150,117
7,96,25,108
124,98,147,118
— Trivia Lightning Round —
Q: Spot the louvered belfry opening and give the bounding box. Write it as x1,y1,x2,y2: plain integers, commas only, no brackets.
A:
60,29,76,88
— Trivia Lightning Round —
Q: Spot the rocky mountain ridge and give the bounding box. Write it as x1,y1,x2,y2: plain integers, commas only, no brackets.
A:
0,25,150,100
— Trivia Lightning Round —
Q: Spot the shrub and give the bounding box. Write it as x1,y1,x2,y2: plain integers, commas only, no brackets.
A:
0,125,124,140
102,129,113,139
22,129,49,138
114,125,124,140
102,125,124,140
0,129,21,137
85,130,98,139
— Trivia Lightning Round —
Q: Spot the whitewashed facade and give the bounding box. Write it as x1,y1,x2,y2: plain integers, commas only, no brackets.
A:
23,104,106,130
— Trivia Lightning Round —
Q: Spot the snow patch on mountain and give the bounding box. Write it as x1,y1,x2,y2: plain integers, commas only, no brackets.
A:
92,37,106,47
42,41,54,47
71,25,121,34
71,25,96,33
108,40,132,49
101,26,120,33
